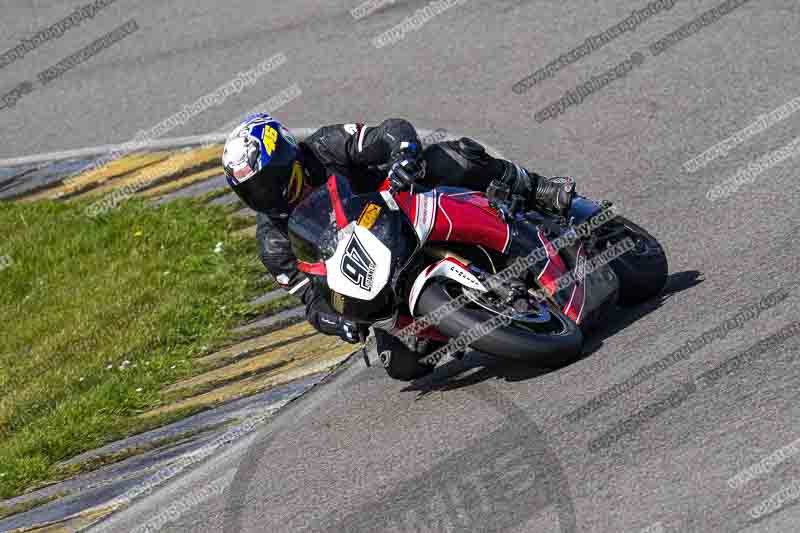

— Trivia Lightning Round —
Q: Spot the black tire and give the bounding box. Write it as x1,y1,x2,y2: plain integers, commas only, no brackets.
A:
415,281,583,366
381,349,435,381
606,217,668,306
374,330,436,381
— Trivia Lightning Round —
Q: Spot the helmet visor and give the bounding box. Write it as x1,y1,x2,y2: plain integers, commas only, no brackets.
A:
228,163,292,216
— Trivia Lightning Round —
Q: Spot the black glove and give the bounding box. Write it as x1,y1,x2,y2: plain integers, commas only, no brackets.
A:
340,320,368,344
388,142,425,192
309,308,367,344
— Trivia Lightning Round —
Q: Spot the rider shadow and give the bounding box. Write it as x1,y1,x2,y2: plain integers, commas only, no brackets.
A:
403,270,703,397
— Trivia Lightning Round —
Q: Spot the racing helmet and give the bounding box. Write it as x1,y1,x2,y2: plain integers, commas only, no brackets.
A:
222,114,304,215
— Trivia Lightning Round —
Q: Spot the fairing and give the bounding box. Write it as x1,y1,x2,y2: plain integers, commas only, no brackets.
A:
288,175,420,322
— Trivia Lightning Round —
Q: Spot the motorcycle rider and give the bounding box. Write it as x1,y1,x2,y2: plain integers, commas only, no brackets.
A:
222,114,576,350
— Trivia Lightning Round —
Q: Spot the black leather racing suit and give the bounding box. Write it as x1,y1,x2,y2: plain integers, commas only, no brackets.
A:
256,118,540,341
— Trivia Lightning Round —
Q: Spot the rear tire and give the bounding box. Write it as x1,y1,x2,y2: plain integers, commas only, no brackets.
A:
416,281,583,366
605,217,668,306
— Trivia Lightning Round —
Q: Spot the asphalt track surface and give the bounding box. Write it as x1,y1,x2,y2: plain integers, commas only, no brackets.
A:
3,0,800,531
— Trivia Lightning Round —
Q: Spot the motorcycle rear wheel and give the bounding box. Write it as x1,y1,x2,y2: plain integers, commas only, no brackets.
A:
415,280,583,366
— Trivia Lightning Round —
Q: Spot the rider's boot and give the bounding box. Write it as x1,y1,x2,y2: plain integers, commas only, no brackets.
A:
533,175,576,216
499,161,576,216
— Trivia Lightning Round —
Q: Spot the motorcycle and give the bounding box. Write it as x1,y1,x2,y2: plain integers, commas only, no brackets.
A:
287,169,668,380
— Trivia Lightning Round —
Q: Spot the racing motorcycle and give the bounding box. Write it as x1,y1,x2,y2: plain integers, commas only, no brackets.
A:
287,169,668,380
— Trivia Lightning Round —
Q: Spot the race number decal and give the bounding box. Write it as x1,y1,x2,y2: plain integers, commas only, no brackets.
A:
340,232,376,291
262,126,278,155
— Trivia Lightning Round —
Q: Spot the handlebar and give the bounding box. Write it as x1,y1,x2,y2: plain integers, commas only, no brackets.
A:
384,166,435,195
386,165,415,195
392,165,414,185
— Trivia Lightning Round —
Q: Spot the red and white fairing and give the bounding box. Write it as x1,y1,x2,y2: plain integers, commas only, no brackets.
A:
389,187,511,253
390,186,587,324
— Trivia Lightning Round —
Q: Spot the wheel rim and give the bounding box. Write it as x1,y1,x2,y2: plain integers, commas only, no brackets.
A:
441,281,572,336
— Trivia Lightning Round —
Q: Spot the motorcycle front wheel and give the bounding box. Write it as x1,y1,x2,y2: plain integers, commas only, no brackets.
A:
415,280,584,366
600,216,668,306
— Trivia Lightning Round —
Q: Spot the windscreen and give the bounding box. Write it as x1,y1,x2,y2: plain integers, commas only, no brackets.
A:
288,175,420,282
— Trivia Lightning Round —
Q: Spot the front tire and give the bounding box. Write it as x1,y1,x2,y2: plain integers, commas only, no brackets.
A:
381,350,435,381
604,217,668,306
374,330,436,381
415,281,583,366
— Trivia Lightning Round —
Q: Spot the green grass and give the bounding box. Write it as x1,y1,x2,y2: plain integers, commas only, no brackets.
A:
0,198,268,499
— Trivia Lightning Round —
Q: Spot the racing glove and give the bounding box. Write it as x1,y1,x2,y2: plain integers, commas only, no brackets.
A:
305,293,368,344
340,320,368,344
388,142,426,191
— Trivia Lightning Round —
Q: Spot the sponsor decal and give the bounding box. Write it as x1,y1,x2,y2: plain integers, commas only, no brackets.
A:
413,190,437,241
357,203,382,230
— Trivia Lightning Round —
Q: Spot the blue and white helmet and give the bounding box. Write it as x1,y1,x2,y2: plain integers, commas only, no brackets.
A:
222,114,302,214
